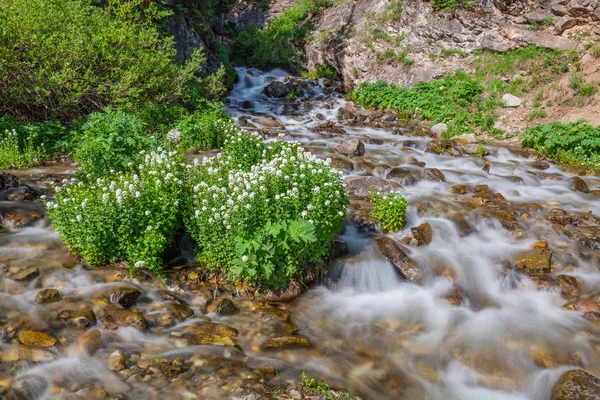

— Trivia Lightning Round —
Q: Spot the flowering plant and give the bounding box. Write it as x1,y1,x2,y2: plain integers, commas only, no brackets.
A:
368,186,407,232
45,148,184,276
177,106,237,151
185,131,348,289
0,129,45,168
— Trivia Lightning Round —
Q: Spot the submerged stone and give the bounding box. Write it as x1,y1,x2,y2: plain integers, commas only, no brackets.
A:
18,331,57,348
11,267,39,282
262,335,310,349
99,309,148,330
189,323,238,347
167,303,194,321
514,248,552,274
572,177,590,193
35,288,60,304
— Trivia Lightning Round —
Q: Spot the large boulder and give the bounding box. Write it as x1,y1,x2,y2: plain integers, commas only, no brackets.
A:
430,123,448,137
375,236,422,283
344,176,392,199
336,138,365,156
551,369,600,400
502,94,522,107
263,81,290,98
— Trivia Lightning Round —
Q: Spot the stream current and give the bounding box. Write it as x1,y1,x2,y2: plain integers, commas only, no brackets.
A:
0,67,599,399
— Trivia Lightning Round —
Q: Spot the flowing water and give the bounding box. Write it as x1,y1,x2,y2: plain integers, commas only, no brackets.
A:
0,67,599,399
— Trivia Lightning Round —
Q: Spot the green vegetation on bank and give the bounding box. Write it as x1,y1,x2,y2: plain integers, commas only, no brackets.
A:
349,46,578,137
0,0,206,123
301,372,353,400
520,121,600,167
232,0,341,70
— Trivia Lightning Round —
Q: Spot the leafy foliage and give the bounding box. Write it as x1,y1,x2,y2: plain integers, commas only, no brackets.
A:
0,0,203,122
0,117,68,168
73,109,161,178
177,106,236,151
231,0,340,70
185,131,348,289
349,71,483,136
45,149,185,276
301,64,340,81
368,187,407,232
520,121,600,167
301,371,353,400
233,220,317,289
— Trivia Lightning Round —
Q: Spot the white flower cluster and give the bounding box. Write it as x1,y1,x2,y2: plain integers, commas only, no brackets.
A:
189,132,347,236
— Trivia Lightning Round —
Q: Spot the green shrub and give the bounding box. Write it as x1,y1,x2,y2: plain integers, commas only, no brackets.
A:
528,109,547,121
348,71,483,135
578,83,597,97
368,187,407,232
232,0,340,69
544,16,554,26
73,109,161,178
431,0,470,11
570,74,583,90
0,117,69,167
301,64,340,80
0,0,203,122
591,46,600,58
45,149,185,276
372,28,390,40
177,106,236,151
185,131,348,289
520,121,600,166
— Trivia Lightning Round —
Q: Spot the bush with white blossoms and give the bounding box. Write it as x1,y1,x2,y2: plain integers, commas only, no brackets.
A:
45,148,185,276
185,131,349,289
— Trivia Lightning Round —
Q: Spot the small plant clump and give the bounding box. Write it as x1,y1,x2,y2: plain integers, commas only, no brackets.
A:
301,371,353,400
368,187,408,232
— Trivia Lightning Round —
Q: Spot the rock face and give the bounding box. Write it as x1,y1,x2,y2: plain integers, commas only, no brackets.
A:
336,138,365,156
375,236,422,283
344,176,392,198
551,369,600,400
300,0,579,90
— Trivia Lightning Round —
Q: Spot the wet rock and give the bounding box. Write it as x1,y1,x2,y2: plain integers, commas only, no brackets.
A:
514,248,552,274
107,350,125,371
108,286,141,308
161,360,187,377
0,346,55,362
0,209,43,229
263,81,289,98
411,223,432,246
430,123,448,137
448,214,475,236
551,369,600,400
424,168,446,182
375,236,422,283
99,309,148,331
0,173,19,190
18,331,56,347
502,94,522,107
548,208,574,226
189,323,238,347
572,177,590,193
35,288,60,304
330,157,353,170
351,210,380,232
0,387,27,400
336,138,365,156
70,309,96,329
75,329,101,356
12,375,48,399
451,185,468,195
387,167,419,186
478,206,518,230
262,335,310,349
309,120,347,135
207,298,239,315
444,287,465,306
344,176,391,199
2,186,40,202
556,275,580,298
11,267,39,282
167,303,194,321
531,160,550,170
330,239,349,258
253,117,284,129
